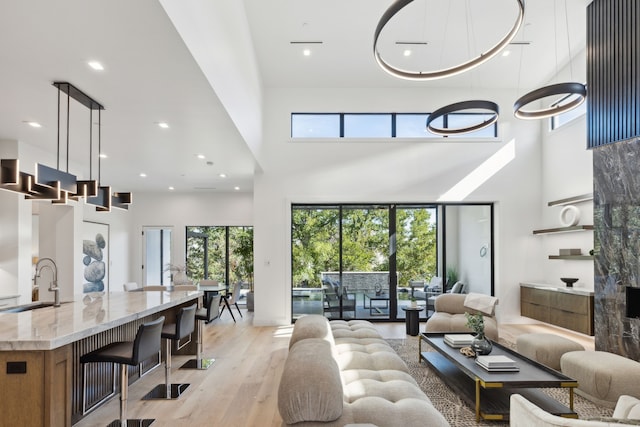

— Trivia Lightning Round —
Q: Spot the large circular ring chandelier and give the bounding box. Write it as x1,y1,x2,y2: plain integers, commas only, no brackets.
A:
513,82,587,120
373,0,525,81
426,100,499,136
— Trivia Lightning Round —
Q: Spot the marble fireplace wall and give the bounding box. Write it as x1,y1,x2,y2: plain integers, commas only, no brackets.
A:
593,136,640,357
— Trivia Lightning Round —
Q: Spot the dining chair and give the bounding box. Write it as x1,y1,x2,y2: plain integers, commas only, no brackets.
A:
220,282,243,322
123,282,140,291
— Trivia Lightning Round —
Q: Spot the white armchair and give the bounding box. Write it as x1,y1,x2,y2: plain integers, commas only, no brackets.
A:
510,393,640,426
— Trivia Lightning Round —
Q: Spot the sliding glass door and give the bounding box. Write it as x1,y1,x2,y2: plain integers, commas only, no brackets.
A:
291,203,494,322
395,206,438,320
341,206,390,319
291,207,340,319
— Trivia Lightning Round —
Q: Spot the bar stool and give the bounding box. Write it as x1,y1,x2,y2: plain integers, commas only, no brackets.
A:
80,316,165,427
181,294,221,370
144,303,197,400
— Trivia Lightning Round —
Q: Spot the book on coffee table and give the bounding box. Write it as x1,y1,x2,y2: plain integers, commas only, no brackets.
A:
476,355,519,372
444,334,475,348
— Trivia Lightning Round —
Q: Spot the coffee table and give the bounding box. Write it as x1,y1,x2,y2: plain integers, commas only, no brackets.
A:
363,292,389,315
419,333,578,422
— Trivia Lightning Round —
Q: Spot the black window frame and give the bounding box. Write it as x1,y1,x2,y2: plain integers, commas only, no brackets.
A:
291,112,498,139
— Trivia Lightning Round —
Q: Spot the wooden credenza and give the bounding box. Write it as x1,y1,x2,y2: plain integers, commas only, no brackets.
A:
520,283,594,336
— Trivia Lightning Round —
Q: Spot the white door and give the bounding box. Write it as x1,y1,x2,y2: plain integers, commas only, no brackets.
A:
142,226,172,285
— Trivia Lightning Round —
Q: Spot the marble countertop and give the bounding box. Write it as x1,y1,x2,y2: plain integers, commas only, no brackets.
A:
0,290,201,351
520,282,594,296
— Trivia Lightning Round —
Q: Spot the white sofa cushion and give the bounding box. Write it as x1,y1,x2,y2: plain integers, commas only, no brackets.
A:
278,338,343,424
289,314,334,349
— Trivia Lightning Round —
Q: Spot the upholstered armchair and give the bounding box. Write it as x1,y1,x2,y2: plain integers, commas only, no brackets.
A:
413,276,444,301
424,293,499,341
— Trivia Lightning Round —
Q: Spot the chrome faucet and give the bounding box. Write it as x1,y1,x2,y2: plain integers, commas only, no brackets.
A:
34,257,60,307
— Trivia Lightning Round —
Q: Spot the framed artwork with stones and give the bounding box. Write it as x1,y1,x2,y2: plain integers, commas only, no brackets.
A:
82,221,109,294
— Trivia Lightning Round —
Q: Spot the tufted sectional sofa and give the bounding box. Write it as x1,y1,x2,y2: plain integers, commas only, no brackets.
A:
278,314,449,426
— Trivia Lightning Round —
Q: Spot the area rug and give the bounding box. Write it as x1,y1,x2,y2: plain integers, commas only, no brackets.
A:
387,337,612,426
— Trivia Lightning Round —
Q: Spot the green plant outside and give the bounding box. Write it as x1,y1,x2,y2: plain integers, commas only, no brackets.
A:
291,206,437,288
186,226,254,287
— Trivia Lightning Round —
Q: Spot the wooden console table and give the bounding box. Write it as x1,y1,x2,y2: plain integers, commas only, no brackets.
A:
520,283,594,335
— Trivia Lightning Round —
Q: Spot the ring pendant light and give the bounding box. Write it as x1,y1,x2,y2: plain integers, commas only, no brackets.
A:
426,100,499,136
513,82,586,119
373,0,525,81
513,0,587,119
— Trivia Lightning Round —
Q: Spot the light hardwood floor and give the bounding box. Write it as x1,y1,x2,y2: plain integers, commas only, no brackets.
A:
75,310,594,426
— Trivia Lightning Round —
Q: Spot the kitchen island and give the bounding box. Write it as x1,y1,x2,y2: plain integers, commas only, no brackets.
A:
0,289,202,426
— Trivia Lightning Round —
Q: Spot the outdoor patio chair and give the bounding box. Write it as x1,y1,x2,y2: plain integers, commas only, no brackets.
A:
322,282,356,317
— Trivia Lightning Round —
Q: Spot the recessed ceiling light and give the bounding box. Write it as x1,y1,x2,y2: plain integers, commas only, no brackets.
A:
403,49,412,57
88,61,104,71
219,173,227,178
158,122,169,129
303,48,311,56
25,121,41,128
502,50,511,57
99,153,107,159
139,173,147,178
168,186,175,191
234,186,240,191
197,154,205,159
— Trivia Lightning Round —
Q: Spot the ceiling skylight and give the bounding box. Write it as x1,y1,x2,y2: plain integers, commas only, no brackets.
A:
88,61,104,71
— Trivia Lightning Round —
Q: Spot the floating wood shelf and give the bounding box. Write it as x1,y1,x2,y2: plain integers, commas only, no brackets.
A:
548,255,594,260
533,225,594,235
548,193,594,207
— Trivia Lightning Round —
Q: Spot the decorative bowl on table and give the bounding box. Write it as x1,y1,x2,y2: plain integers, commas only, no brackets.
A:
560,277,579,287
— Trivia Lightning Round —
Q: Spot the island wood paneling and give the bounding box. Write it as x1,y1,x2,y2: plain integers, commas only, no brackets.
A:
0,345,72,427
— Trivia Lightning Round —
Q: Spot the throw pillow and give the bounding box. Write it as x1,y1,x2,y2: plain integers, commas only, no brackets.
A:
450,281,463,293
464,293,499,316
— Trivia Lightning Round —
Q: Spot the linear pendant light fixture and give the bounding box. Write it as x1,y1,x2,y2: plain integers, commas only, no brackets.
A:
0,82,132,211
51,82,132,211
373,0,525,81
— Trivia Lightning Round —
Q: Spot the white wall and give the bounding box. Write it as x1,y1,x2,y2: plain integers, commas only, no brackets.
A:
0,191,32,303
129,191,253,286
538,115,592,289
252,86,546,326
538,48,593,291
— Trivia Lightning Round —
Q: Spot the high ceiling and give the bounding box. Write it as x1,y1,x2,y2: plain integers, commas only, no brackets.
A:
0,0,590,194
